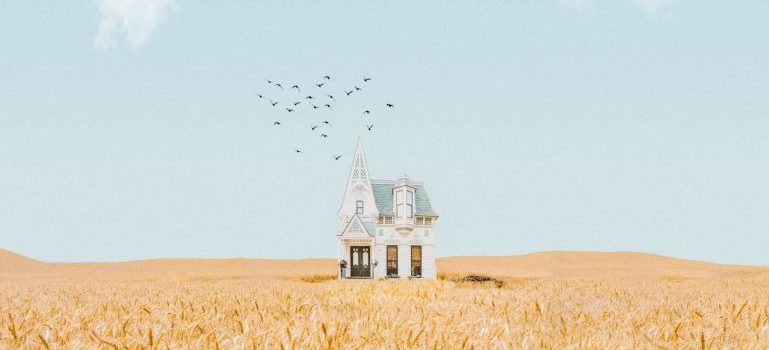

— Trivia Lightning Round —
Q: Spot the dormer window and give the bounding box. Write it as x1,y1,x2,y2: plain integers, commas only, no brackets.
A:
406,191,414,218
396,191,404,218
356,200,364,214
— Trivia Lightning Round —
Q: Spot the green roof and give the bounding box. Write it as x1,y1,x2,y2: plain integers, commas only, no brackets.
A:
372,181,438,216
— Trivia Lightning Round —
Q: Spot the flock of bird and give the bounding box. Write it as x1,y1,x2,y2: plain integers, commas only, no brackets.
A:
254,75,395,160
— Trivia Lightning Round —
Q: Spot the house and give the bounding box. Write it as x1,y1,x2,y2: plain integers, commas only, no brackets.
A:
336,139,438,279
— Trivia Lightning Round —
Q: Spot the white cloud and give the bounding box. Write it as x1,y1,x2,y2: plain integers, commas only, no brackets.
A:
94,0,177,51
634,0,673,14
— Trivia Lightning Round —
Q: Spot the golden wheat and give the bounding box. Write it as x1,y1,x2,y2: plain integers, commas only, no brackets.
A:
3,274,769,349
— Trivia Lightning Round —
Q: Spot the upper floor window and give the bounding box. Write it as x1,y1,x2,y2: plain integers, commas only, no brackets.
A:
406,191,414,218
396,191,404,218
356,200,364,214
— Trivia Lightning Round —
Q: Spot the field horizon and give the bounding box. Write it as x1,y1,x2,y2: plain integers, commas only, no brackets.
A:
4,248,769,348
4,248,769,281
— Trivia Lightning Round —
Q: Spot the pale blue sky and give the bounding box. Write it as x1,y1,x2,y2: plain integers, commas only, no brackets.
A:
1,1,768,264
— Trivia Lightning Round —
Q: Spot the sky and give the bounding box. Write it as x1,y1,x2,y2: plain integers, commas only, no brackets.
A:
1,1,768,264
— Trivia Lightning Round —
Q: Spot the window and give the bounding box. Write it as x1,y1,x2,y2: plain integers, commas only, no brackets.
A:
387,245,398,276
424,217,432,226
411,246,422,277
416,217,424,225
406,191,414,218
396,191,404,218
385,216,393,225
356,201,364,214
378,216,383,224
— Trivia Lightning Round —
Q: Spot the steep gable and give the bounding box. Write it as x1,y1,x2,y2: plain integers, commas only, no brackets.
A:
339,214,374,238
337,138,379,219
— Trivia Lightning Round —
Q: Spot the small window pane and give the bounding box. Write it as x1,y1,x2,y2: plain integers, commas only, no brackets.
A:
407,191,413,205
397,205,403,218
356,201,364,214
425,217,432,225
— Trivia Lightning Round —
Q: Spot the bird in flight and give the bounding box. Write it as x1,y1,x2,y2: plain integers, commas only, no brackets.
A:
322,120,332,125
305,95,314,99
326,95,336,101
273,121,281,125
363,76,371,82
293,101,301,106
354,86,362,91
286,108,294,112
323,104,332,109
291,85,300,92
255,93,264,98
320,134,328,138
345,90,353,96
362,110,371,115
275,83,283,89
293,148,302,154
323,75,331,80
270,99,279,106
311,125,318,131
366,124,374,131
386,103,394,108
315,83,325,88
334,155,342,160
312,105,320,109
266,79,273,84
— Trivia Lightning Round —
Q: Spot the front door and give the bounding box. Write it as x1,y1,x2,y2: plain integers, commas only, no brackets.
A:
350,246,370,277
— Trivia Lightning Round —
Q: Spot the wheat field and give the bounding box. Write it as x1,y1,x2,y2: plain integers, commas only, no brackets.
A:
3,250,769,349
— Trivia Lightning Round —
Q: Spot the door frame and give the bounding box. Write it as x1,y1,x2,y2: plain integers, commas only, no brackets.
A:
349,246,371,278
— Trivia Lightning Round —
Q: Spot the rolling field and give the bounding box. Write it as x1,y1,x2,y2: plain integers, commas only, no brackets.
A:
3,249,769,349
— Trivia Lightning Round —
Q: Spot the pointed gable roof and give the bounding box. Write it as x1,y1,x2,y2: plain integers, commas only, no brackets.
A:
347,137,372,190
338,214,375,237
337,137,378,217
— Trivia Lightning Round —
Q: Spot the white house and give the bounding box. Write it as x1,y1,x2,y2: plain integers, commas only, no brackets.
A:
337,138,438,279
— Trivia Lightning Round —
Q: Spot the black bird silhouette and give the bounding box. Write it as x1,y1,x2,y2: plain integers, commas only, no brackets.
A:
266,79,273,84
334,155,342,160
291,85,300,92
275,83,283,89
315,83,325,88
270,99,279,106
363,76,371,82
323,75,331,80
345,90,353,96
273,121,281,125
386,103,394,108
362,110,371,115
366,124,374,131
305,95,314,99
255,93,264,98
293,101,301,106
293,148,302,154
326,95,336,101
323,104,332,109
311,125,318,131
320,134,328,138
354,86,362,91
286,108,294,112
312,105,320,109
322,121,332,125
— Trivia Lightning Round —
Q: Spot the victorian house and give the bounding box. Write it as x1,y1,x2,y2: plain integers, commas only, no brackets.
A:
337,139,438,279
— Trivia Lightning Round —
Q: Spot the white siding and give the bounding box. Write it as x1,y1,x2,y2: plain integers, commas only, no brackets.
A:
421,244,436,278
397,244,410,278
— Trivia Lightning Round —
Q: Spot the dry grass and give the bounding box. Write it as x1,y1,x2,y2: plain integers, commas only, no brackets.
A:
3,250,769,349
